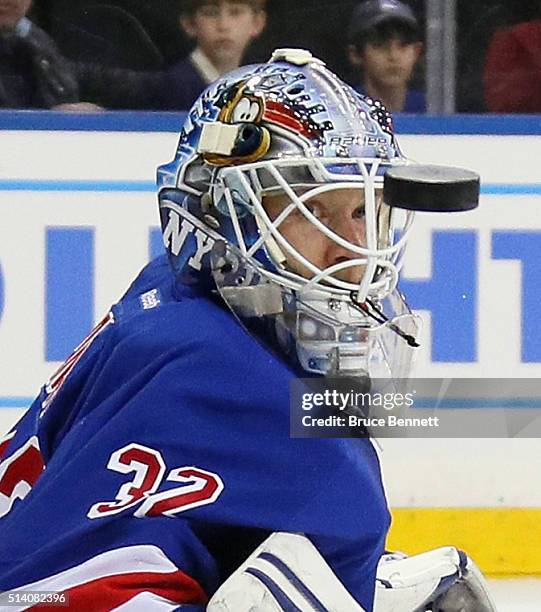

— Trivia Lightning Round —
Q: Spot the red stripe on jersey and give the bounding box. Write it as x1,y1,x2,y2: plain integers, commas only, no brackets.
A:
0,436,13,461
0,442,44,498
31,570,207,610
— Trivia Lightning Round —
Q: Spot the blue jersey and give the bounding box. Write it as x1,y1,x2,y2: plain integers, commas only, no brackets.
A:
0,256,390,610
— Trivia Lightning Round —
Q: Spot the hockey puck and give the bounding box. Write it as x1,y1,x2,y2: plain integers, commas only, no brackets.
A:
383,164,480,212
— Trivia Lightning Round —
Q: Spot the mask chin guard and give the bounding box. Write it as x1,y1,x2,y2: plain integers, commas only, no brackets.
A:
211,240,284,318
211,240,421,382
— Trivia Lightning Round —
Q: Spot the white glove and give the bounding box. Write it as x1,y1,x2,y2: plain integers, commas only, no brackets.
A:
374,547,497,612
431,552,497,612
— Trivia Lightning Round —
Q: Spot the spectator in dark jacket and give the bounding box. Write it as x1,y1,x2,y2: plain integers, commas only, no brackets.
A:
159,0,266,110
0,0,99,109
73,61,165,110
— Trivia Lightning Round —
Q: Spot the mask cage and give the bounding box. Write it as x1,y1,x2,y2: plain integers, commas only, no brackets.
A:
213,157,414,302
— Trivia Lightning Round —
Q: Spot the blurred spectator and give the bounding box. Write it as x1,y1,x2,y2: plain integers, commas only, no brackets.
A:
36,0,187,66
159,0,267,110
0,0,99,109
73,61,163,110
484,18,541,113
346,0,425,113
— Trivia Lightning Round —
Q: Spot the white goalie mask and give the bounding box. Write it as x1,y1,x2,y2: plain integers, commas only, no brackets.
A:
158,49,430,379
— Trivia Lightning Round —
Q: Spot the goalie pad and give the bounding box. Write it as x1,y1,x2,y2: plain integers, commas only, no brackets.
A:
206,532,366,611
374,547,497,612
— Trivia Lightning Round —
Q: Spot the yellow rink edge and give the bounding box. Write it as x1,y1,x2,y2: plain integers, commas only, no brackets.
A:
388,508,541,576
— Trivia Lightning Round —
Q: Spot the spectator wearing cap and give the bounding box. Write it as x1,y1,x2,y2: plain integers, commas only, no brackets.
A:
346,0,425,113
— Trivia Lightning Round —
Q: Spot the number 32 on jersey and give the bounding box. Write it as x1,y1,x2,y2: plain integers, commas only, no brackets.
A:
87,443,224,519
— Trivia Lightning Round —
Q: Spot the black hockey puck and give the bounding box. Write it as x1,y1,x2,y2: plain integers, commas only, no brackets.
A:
383,164,480,212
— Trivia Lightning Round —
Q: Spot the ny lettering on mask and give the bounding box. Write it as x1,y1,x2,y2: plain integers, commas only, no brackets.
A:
162,209,216,271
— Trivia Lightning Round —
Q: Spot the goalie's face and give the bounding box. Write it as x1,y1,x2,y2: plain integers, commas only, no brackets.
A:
263,186,382,286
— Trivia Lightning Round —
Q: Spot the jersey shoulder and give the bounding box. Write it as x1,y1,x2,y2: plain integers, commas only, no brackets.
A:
112,256,294,388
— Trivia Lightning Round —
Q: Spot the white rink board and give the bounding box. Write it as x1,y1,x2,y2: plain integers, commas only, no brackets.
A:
1,125,541,508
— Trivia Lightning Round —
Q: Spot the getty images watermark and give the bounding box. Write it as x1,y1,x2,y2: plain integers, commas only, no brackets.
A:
299,388,439,432
290,378,541,438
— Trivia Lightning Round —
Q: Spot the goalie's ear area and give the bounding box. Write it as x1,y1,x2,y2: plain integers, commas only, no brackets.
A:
384,165,481,212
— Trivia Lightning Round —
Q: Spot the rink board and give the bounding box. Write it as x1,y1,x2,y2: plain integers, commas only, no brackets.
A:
389,508,541,576
1,112,541,575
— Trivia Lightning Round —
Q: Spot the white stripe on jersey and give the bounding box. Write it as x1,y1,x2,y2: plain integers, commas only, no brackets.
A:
3,545,180,611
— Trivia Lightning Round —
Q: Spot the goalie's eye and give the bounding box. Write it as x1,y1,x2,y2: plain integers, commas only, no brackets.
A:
352,205,366,219
232,98,260,123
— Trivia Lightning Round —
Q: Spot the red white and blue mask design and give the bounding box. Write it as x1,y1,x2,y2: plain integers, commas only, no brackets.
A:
157,50,420,377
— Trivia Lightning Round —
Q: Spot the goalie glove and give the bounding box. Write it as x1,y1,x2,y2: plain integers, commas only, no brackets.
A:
374,547,498,612
430,553,497,612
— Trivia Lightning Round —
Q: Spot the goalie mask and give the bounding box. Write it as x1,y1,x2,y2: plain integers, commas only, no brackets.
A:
157,48,420,379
